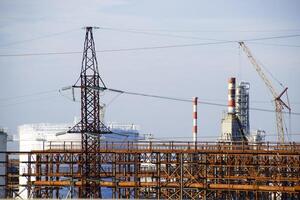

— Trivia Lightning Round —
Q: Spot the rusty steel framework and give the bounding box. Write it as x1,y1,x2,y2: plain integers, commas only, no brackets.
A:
3,141,300,199
68,26,110,198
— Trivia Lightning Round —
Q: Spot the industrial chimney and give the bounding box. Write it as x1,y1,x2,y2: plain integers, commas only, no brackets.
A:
192,97,198,143
220,77,248,142
228,77,236,114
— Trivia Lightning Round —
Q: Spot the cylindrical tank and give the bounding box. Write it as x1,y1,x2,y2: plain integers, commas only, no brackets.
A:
0,129,7,198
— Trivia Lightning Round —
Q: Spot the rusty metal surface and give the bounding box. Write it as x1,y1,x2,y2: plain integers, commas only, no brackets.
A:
3,141,300,199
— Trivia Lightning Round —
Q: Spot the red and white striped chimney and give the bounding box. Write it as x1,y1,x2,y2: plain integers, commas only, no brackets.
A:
228,77,236,114
192,97,198,143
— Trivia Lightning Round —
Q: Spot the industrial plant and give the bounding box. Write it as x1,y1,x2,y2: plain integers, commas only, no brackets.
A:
0,27,299,200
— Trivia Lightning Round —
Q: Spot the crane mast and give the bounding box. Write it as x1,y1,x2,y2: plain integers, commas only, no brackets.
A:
239,41,291,143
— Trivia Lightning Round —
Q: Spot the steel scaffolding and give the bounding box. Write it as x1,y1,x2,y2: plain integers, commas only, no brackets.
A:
3,141,300,199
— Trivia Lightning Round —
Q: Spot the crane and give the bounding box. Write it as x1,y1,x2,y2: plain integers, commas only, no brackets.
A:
239,41,291,144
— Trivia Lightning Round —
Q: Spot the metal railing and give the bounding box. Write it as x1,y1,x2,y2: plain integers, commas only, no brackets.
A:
45,140,300,153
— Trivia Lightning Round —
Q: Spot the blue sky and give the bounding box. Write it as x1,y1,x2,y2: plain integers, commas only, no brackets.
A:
0,0,299,142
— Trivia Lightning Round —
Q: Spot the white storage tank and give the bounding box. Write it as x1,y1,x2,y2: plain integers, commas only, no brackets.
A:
18,123,79,199
18,122,140,199
0,129,7,198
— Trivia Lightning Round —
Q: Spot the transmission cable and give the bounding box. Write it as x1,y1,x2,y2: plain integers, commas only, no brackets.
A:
1,34,300,57
0,28,80,48
0,41,230,57
100,27,229,42
0,89,57,101
0,94,59,109
101,27,300,44
248,42,300,48
100,27,300,33
95,86,300,116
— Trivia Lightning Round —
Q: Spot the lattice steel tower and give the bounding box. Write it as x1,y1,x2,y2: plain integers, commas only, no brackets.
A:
68,26,110,198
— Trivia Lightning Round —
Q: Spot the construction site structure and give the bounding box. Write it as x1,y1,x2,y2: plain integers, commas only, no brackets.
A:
239,42,291,144
18,123,80,199
2,141,300,199
17,122,140,199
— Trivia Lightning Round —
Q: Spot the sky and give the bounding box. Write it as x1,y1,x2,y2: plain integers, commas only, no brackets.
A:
0,0,300,142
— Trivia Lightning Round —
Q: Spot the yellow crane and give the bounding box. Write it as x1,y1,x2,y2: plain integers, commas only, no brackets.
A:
239,41,291,143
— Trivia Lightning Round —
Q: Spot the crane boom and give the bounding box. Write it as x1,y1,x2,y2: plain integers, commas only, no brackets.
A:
239,42,278,98
239,41,290,143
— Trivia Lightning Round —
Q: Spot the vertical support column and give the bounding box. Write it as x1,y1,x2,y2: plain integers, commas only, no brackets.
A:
70,152,74,199
192,97,198,144
36,154,41,198
180,153,183,200
4,153,8,198
28,153,32,199
112,153,116,199
45,154,49,198
118,153,123,199
157,152,160,199
166,152,170,198
55,154,59,199
126,153,130,198
78,152,83,197
49,153,54,197
134,153,140,199
204,153,207,200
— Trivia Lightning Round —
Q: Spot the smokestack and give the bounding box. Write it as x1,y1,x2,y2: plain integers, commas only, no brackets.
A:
192,97,198,143
228,77,236,114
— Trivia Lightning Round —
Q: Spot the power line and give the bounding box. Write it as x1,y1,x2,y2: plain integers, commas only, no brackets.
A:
1,34,300,57
0,51,82,57
2,26,298,51
102,28,300,52
98,86,300,116
101,27,229,42
0,28,80,48
248,42,300,48
0,95,59,109
243,34,300,42
0,89,57,101
101,27,300,44
1,85,299,116
100,27,300,33
0,41,231,57
3,88,299,105
16,85,297,116
1,85,299,118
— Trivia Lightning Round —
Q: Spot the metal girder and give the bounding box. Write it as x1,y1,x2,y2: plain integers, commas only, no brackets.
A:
4,142,299,199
